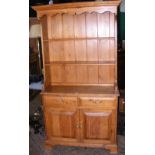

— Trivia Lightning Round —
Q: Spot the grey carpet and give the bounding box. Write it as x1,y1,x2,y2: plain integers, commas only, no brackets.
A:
30,130,125,155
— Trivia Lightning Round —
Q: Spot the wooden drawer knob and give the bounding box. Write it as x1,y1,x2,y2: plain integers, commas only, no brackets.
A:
89,99,102,104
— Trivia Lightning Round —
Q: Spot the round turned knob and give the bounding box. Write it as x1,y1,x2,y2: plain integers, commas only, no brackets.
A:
76,124,79,128
79,124,82,128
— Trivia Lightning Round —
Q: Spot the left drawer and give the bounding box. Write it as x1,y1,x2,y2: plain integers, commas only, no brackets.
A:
42,95,78,108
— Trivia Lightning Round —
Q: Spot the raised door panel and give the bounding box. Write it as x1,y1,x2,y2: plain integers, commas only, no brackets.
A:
44,107,78,140
80,109,113,142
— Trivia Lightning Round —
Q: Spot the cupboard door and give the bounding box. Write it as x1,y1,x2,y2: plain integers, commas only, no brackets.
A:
44,107,79,140
80,109,115,143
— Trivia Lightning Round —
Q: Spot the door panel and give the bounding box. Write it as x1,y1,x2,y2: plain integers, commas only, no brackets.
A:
80,109,113,142
85,112,111,139
44,107,78,140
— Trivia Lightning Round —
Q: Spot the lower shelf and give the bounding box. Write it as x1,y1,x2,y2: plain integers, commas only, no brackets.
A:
43,85,119,96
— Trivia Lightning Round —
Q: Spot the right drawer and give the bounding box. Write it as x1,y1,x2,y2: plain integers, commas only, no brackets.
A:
79,97,116,108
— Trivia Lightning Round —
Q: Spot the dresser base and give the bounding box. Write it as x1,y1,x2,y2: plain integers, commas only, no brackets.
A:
45,140,118,154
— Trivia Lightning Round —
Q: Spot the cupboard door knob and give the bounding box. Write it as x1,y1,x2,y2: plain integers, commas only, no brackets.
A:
79,124,82,128
79,123,83,128
76,124,79,128
76,123,82,128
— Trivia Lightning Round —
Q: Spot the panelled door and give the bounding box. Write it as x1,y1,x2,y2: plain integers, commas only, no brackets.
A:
44,107,79,141
43,95,80,142
79,108,115,144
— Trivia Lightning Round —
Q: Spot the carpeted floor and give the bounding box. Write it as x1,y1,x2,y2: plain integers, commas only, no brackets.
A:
30,131,125,155
29,93,125,155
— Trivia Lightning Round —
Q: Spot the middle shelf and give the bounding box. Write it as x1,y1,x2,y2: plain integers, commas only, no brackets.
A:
43,37,115,42
44,61,116,65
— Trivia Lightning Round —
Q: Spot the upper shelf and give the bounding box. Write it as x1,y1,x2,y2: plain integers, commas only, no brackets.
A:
43,37,115,42
32,1,121,17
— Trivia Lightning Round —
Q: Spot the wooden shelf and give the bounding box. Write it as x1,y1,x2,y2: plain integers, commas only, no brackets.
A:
42,85,119,96
44,61,116,65
43,37,115,42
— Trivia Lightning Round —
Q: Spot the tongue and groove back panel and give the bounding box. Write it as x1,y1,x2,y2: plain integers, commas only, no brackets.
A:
41,11,117,87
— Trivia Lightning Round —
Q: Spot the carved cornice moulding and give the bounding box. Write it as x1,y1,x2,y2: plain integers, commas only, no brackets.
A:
32,1,121,18
37,6,117,17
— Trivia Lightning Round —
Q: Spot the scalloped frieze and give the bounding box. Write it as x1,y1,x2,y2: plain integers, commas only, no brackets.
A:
37,6,117,18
